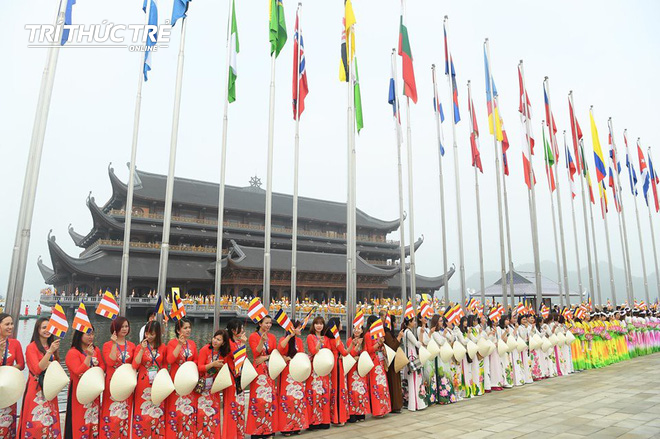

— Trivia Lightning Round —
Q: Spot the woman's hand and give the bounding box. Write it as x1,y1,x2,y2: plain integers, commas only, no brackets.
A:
48,339,61,354
85,344,95,357
110,332,118,343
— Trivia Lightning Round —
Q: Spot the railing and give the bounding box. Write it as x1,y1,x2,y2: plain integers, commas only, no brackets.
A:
83,239,228,256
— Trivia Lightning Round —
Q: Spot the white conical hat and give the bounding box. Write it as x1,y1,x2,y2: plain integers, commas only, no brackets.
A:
77,366,105,405
452,340,467,362
357,351,374,377
506,335,518,351
565,331,576,344
268,349,287,380
384,344,396,367
557,332,566,346
312,348,334,377
528,335,539,350
342,354,357,376
0,366,26,409
151,369,175,405
497,339,509,356
418,346,431,364
487,339,497,356
549,334,559,347
43,361,69,401
541,337,552,353
174,361,199,396
467,340,478,359
477,338,490,357
440,340,454,363
211,363,232,394
532,334,543,350
110,363,137,402
240,359,258,389
426,339,441,358
393,348,409,373
289,352,312,383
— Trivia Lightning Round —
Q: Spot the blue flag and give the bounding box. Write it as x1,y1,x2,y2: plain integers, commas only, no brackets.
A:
143,0,159,81
171,0,191,27
60,0,76,45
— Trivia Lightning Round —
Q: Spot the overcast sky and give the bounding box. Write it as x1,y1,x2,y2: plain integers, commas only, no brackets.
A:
2,0,660,303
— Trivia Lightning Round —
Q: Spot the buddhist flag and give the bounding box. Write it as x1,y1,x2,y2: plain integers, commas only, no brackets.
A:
292,5,308,119
72,302,93,334
171,0,191,27
96,291,120,320
154,295,168,322
233,345,247,374
369,318,385,340
354,58,364,133
228,0,239,103
420,300,432,319
301,307,316,329
269,0,287,57
398,2,417,103
142,0,159,81
443,19,460,123
590,110,607,183
353,308,365,328
488,306,501,324
339,0,356,82
467,83,482,172
466,297,477,312
247,298,268,323
47,301,68,337
540,304,550,319
60,0,76,45
170,288,187,321
384,311,392,329
404,300,415,321
275,308,294,333
329,323,340,340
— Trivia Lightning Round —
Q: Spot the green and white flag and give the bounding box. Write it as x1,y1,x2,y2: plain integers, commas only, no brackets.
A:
228,0,239,103
354,58,363,133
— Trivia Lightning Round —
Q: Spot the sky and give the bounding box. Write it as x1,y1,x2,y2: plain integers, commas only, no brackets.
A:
2,0,660,303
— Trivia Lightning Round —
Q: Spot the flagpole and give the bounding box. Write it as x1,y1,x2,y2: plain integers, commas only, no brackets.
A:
484,39,509,308
468,80,485,304
431,64,448,304
444,16,466,307
156,19,188,315
633,138,650,304
5,0,66,328
213,0,235,331
569,91,592,303
585,163,603,306
519,61,542,306
119,0,154,316
565,130,582,303
405,94,418,310
345,20,356,338
502,160,516,303
544,77,570,306
394,52,407,308
623,129,636,304
646,147,660,302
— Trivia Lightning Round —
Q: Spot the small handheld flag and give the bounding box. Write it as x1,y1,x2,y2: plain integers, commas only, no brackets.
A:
301,307,316,329
72,302,93,334
353,308,364,328
404,300,415,321
329,324,340,340
369,318,385,340
384,311,392,329
275,308,294,334
170,288,187,321
247,298,268,323
233,345,247,374
96,291,120,320
47,301,69,338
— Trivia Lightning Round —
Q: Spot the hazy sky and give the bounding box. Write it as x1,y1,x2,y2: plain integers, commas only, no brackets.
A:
3,0,660,303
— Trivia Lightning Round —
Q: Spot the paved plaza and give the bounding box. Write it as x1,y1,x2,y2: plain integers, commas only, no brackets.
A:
307,354,660,438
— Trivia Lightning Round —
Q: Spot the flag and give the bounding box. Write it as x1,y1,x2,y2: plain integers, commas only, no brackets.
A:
543,124,556,191
154,295,168,322
624,131,638,196
638,139,651,205
389,57,403,144
483,46,503,141
292,7,308,118
404,300,415,320
47,301,68,337
142,0,159,81
353,308,364,328
540,304,550,319
565,139,578,198
568,96,584,173
274,308,294,333
96,291,120,320
432,71,445,155
228,0,239,103
369,318,385,340
247,298,268,323
518,64,535,189
398,5,417,103
72,302,93,334
170,288,187,321
233,345,247,374
515,302,525,316
466,297,477,312
608,166,620,213
329,323,340,340
354,58,364,133
608,127,621,176
590,111,607,183
488,305,501,324
339,0,356,82
60,0,76,45
269,0,287,57
171,0,191,27
443,20,460,123
648,149,660,212
543,81,559,161
384,311,392,329
585,161,596,204
467,83,482,172
301,307,316,329
420,300,432,319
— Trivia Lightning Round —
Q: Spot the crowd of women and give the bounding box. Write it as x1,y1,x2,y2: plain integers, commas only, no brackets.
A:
0,306,658,439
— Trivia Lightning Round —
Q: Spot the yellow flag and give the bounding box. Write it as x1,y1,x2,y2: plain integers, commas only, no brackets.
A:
339,0,356,82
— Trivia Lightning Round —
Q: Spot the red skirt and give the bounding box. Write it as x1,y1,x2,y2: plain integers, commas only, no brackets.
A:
305,370,331,425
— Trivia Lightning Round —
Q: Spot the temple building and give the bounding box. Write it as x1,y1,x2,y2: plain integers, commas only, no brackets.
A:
38,165,452,304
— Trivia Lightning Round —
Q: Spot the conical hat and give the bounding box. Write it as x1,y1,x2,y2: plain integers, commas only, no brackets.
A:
506,335,518,351
426,339,441,358
393,348,409,373
0,366,26,409
43,361,69,401
452,340,467,362
528,335,539,350
516,337,526,352
549,334,559,347
110,363,137,402
565,331,576,344
477,338,490,357
174,361,199,396
557,332,566,346
289,352,312,383
533,334,543,350
151,369,175,405
487,340,497,356
342,354,357,376
466,340,478,359
211,363,232,394
268,349,287,380
357,351,374,377
240,359,258,389
541,337,552,353
440,340,454,363
497,339,509,356
384,344,396,367
77,366,105,405
417,346,430,364
312,348,334,377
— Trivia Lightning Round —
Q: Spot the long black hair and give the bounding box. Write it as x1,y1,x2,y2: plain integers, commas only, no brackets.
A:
71,325,95,354
323,317,342,338
226,319,244,342
286,321,302,358
144,320,162,349
211,329,231,357
31,317,59,361
365,315,378,334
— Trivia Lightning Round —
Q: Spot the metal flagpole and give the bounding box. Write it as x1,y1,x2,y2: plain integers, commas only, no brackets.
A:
633,138,650,303
484,39,509,308
585,161,603,306
646,147,660,302
431,65,448,304
502,161,516,303
345,19,356,336
444,16,466,307
468,81,485,304
569,91,592,303
393,51,407,307
120,0,154,316
519,61,543,306
213,0,236,331
156,19,189,311
5,0,66,327
542,121,564,307
405,95,418,310
622,129,636,304
564,131,582,304
544,78,570,306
